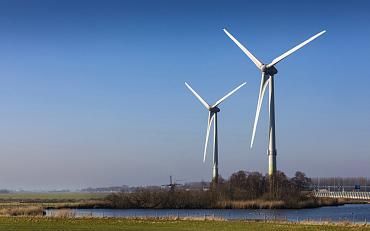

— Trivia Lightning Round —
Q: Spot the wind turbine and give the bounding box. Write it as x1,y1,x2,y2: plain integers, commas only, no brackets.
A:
185,82,246,183
223,28,326,175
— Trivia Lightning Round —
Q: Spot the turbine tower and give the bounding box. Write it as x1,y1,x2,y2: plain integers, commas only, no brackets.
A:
185,82,246,183
223,29,326,175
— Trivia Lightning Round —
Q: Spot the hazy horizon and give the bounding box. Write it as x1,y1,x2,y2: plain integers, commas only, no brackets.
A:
0,0,369,190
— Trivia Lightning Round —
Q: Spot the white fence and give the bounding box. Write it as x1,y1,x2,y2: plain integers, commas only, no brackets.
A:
314,191,370,200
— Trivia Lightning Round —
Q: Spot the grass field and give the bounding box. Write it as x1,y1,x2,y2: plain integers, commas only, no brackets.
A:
0,217,369,231
0,193,109,200
0,193,110,211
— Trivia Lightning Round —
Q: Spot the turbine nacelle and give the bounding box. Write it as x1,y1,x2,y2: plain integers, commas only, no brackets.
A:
261,65,278,76
209,107,220,113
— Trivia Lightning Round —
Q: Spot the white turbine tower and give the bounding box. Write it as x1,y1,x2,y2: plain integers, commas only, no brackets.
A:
223,28,326,175
185,82,246,183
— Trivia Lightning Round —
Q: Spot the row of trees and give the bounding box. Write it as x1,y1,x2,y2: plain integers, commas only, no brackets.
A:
219,171,311,201
106,171,312,209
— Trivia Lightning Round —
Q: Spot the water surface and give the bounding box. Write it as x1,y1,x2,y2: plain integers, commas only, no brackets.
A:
46,204,370,222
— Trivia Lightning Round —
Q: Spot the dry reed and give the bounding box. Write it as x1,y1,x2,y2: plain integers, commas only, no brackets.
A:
0,206,44,216
217,200,285,209
49,209,77,218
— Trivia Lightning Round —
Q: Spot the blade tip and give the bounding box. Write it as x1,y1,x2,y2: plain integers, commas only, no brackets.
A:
250,138,254,149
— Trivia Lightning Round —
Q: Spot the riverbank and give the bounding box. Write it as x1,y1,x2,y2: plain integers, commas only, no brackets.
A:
0,217,369,231
20,198,349,210
0,191,367,212
0,197,358,212
215,197,350,209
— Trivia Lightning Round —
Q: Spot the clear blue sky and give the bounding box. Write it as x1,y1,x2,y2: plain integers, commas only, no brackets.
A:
0,0,369,190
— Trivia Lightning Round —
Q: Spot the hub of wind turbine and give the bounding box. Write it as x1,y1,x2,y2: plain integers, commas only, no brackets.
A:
209,107,220,113
261,65,278,76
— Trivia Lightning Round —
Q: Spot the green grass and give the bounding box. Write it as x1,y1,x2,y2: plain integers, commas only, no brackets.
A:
0,193,108,200
0,217,369,231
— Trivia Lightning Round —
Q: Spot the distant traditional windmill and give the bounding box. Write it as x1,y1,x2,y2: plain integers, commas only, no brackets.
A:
161,176,181,191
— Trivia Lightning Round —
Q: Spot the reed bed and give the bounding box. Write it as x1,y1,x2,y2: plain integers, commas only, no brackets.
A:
216,197,345,209
0,206,44,216
48,209,77,218
217,200,286,209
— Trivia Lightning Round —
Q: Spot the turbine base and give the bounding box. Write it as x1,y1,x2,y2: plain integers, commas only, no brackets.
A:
212,165,218,182
267,149,277,175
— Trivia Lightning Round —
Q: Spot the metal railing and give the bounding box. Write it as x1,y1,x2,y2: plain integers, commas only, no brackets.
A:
314,190,370,199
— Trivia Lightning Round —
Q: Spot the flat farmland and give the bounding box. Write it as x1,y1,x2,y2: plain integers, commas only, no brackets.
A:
0,193,109,201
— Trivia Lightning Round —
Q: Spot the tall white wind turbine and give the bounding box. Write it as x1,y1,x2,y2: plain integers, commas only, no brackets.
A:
185,82,246,183
223,28,326,175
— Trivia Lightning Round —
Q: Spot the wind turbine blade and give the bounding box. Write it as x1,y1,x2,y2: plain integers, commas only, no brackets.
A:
223,28,263,70
267,30,326,68
203,112,215,162
212,82,246,107
251,73,270,148
185,82,210,109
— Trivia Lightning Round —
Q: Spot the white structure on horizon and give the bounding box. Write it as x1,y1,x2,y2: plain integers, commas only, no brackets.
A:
185,82,246,183
223,28,326,175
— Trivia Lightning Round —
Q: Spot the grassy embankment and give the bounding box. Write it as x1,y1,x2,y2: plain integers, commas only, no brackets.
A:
0,217,369,231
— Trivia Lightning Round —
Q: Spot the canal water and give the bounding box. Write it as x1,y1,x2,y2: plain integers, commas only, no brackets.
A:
46,204,370,222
